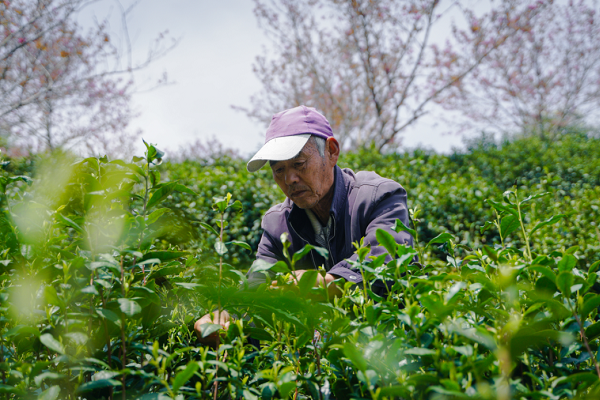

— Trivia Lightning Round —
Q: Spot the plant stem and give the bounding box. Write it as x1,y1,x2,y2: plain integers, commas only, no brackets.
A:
516,201,533,262
120,256,127,400
214,211,225,400
574,312,600,379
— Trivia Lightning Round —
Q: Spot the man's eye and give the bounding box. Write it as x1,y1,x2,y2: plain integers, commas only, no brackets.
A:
294,162,305,169
275,168,284,174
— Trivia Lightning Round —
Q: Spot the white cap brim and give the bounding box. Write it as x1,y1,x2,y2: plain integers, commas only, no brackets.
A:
247,134,311,172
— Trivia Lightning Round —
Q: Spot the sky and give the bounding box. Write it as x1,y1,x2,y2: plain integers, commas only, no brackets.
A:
81,0,466,159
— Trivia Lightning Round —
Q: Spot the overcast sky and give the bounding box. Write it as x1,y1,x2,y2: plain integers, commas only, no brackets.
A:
82,0,466,159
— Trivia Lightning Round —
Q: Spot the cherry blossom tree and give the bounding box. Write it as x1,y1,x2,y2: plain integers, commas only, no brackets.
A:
237,0,543,150
435,0,600,139
0,0,175,156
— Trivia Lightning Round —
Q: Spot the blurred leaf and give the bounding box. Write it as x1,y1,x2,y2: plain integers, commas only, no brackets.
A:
392,218,416,238
199,222,219,236
500,214,520,240
376,228,397,257
426,232,454,249
174,183,195,195
558,254,577,272
530,214,565,235
171,361,199,392
486,199,517,216
557,272,574,296
215,241,228,255
343,343,367,372
96,308,122,327
228,240,251,251
39,333,65,355
200,323,222,338
582,295,600,319
299,270,318,295
38,385,60,400
118,298,141,317
141,251,188,262
146,181,177,210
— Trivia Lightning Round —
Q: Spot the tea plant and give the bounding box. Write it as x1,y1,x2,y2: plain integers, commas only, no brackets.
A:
1,135,600,399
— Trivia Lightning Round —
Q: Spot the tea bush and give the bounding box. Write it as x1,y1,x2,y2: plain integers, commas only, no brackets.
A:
1,134,600,399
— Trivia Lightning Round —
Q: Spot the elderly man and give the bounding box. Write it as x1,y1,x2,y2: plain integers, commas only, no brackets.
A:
194,105,412,341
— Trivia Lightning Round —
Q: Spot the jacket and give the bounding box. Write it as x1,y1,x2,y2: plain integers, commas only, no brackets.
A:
248,165,413,288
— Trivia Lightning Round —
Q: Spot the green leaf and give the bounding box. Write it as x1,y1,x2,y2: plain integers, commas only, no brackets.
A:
299,270,318,295
38,385,60,400
292,244,315,263
229,199,243,212
96,308,122,327
530,266,556,284
199,222,219,236
558,254,577,272
582,295,600,319
146,208,170,224
530,214,565,235
200,323,222,338
140,251,188,262
228,240,251,251
375,228,397,257
378,385,411,397
171,361,200,392
215,241,228,255
521,192,550,204
343,343,367,372
76,379,121,393
56,214,84,234
118,298,141,317
590,260,600,275
174,183,196,196
426,232,454,249
500,214,520,240
556,272,574,296
392,219,416,238
246,327,273,341
486,199,517,216
405,347,436,356
586,321,600,341
146,181,177,209
39,333,65,355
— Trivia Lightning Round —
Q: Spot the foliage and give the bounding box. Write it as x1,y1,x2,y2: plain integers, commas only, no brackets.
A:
436,0,600,139
0,0,175,157
238,0,545,150
1,134,600,399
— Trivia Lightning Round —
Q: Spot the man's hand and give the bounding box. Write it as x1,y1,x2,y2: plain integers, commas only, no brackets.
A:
271,269,342,297
193,310,231,348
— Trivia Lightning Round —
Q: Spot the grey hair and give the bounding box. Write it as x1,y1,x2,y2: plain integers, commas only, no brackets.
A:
310,135,326,157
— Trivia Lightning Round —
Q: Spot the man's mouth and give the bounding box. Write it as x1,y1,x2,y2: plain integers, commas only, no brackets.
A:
290,189,307,198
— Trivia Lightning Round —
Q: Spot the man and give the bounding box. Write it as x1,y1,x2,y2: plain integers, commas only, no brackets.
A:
194,105,412,341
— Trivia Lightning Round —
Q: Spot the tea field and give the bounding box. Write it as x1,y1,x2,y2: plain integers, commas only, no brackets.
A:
1,132,600,399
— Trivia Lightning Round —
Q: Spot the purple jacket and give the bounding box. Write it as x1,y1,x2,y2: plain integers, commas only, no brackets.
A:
248,166,413,288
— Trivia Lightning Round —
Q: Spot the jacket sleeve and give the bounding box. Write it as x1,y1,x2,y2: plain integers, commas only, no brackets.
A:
327,181,413,284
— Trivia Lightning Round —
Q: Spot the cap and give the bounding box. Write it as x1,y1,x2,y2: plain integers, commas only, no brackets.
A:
247,105,333,172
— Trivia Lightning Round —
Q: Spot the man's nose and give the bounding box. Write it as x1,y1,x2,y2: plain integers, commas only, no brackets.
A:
284,170,299,185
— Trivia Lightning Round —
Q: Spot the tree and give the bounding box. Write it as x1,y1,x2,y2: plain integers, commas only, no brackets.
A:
0,0,174,156
436,0,600,139
237,0,542,151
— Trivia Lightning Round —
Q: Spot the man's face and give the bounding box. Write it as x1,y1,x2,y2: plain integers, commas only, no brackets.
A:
270,138,338,210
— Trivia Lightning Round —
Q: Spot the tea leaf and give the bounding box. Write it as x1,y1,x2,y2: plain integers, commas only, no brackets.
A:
171,361,199,392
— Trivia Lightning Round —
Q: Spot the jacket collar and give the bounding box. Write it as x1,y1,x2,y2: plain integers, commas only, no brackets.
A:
288,165,348,240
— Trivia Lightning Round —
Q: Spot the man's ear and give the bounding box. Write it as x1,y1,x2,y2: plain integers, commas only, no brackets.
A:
326,137,340,165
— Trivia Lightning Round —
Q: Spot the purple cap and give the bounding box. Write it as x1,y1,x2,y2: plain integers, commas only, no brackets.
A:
247,105,333,172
